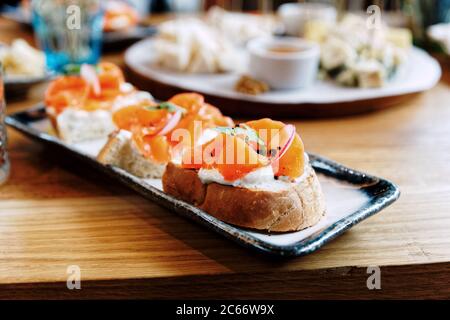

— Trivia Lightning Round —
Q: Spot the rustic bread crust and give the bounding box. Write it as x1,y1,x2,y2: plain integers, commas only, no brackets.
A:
162,162,326,232
97,130,165,179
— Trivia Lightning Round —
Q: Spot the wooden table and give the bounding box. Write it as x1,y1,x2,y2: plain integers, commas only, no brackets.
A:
1,18,449,299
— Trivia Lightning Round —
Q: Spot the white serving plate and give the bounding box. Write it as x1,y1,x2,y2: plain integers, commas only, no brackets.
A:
125,38,441,107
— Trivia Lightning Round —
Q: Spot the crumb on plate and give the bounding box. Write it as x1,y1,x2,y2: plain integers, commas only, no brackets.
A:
235,75,269,95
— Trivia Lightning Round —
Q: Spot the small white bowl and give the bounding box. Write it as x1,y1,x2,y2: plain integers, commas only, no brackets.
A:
278,3,337,37
247,37,320,90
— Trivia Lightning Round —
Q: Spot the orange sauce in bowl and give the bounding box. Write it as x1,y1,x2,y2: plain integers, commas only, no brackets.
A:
267,46,304,54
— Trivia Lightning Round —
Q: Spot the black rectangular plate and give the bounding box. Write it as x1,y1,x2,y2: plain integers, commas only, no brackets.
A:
5,105,400,257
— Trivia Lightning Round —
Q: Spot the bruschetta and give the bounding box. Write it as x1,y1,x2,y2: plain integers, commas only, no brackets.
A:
97,93,234,179
162,118,326,232
103,0,139,32
45,62,153,144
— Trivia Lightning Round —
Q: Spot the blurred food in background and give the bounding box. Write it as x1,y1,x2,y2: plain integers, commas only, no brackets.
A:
152,6,279,74
1,0,444,92
123,0,441,104
304,14,412,88
207,6,280,45
0,39,46,78
103,0,139,32
154,17,242,73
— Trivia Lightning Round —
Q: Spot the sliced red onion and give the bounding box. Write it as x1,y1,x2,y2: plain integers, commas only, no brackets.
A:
270,124,295,163
80,64,101,97
157,110,182,136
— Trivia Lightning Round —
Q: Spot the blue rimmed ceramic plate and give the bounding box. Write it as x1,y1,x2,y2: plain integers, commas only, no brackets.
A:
6,105,400,257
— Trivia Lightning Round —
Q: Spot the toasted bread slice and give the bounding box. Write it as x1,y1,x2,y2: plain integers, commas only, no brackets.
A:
56,108,116,144
97,130,165,179
162,162,326,232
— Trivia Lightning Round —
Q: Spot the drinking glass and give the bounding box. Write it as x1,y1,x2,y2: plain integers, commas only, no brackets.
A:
0,64,10,185
31,0,103,73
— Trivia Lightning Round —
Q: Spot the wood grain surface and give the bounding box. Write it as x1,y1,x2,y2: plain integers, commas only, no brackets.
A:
0,18,450,299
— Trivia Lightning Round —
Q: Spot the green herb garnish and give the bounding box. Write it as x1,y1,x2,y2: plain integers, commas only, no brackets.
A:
62,64,81,75
61,63,101,76
213,124,266,155
145,102,186,114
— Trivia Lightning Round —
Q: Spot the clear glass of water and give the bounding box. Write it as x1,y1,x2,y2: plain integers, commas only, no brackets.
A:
31,0,103,73
0,64,10,185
